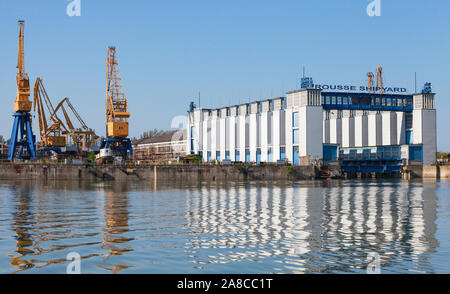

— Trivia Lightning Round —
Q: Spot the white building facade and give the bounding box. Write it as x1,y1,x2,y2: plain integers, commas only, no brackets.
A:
187,88,436,168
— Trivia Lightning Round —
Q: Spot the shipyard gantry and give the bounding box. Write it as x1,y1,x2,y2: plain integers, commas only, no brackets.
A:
7,20,101,161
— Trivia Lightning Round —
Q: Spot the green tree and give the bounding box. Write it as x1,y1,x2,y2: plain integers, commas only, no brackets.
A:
87,151,96,162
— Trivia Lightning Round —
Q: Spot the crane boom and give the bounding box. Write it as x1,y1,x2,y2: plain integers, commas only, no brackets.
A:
33,78,67,147
52,97,99,150
15,20,32,113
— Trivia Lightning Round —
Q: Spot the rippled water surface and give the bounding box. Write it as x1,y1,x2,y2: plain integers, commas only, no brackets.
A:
0,179,449,274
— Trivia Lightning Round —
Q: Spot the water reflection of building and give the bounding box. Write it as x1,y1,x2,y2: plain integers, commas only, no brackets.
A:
185,182,438,273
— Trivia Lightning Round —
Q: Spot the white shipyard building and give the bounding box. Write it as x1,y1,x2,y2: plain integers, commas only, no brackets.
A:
187,84,436,173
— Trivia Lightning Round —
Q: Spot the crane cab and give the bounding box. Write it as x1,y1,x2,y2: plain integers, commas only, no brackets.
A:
107,121,129,138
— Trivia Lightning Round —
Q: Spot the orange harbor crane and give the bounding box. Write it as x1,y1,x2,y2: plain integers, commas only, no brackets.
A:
8,20,37,160
97,46,132,162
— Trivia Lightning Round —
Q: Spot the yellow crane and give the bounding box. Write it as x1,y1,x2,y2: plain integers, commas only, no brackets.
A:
52,97,99,150
105,46,130,138
376,66,384,93
8,20,37,160
15,21,32,113
33,78,67,148
367,72,374,93
98,46,133,161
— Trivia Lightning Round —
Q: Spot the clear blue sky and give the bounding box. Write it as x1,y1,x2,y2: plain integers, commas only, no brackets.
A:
0,0,449,150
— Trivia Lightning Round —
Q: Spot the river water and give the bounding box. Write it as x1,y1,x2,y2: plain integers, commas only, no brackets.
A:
0,179,448,274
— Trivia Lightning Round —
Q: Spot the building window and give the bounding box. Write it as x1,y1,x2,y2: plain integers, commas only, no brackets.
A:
225,151,230,160
227,108,231,116
293,129,300,145
207,151,211,162
280,147,286,160
238,107,241,115
409,146,423,161
270,101,274,111
190,126,195,151
283,99,287,109
245,149,250,162
405,112,413,129
256,148,261,163
259,103,263,113
337,96,342,104
235,150,240,162
216,151,220,162
331,96,336,104
267,147,273,162
293,146,299,166
326,96,331,104
293,112,299,128
406,130,413,144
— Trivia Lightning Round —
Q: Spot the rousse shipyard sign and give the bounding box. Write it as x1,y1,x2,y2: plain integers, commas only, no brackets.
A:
314,84,407,93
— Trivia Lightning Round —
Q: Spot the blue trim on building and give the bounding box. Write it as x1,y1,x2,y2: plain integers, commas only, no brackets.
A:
321,92,413,112
339,146,403,173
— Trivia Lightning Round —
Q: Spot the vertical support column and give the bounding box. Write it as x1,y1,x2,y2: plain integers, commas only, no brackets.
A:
260,106,268,162
249,103,258,162
229,109,236,162
300,105,323,159
189,109,203,155
239,107,246,162
323,117,330,144
210,110,218,161
285,107,293,163
202,111,210,162
412,93,437,165
336,116,342,146
382,111,397,146
368,112,382,146
220,109,226,161
330,114,342,145
342,111,354,148
186,111,193,155
273,108,281,161
330,116,336,144
354,114,362,147
396,112,405,145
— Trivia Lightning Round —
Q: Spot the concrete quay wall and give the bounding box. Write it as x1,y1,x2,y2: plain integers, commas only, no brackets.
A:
0,163,317,182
